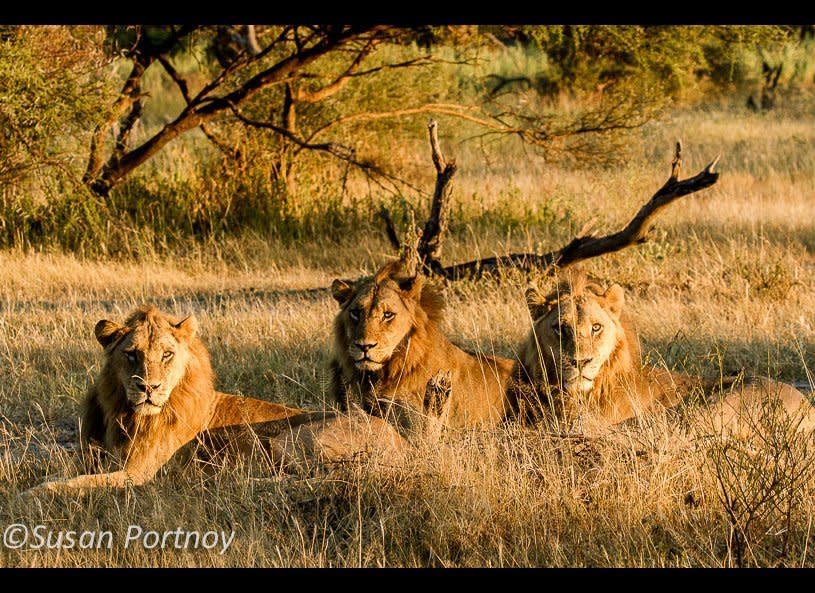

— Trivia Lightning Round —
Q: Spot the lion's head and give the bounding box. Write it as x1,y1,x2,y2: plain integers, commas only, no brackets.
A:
331,260,444,373
94,306,207,416
523,271,638,398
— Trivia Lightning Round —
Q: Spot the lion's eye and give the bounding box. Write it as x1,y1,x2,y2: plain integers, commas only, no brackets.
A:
162,351,174,362
592,323,602,334
349,309,361,322
383,311,395,321
551,323,561,336
125,351,137,363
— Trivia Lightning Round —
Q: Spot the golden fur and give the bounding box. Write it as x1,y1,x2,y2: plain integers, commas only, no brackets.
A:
516,271,815,434
330,260,516,428
26,306,404,495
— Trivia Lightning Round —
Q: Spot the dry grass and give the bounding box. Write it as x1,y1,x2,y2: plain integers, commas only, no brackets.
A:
3,105,815,567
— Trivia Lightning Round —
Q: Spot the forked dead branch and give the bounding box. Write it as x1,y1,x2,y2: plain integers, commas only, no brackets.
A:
384,120,721,280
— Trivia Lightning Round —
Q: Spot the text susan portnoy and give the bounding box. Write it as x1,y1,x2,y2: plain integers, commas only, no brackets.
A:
6,524,235,554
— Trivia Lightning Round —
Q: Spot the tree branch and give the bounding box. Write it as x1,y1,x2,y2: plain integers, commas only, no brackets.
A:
82,61,143,184
306,103,511,144
89,26,383,195
378,206,401,250
348,55,471,78
111,85,143,161
417,119,457,272
229,104,349,155
294,38,377,104
157,54,190,103
436,141,721,280
228,103,424,196
159,54,239,160
200,124,241,161
388,124,721,282
202,26,383,116
282,82,297,134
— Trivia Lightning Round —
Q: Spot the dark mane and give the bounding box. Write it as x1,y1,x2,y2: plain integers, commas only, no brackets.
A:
418,281,445,324
544,270,607,303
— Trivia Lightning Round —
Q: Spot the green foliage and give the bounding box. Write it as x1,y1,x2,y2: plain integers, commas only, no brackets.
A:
0,26,114,188
489,25,798,97
2,25,814,255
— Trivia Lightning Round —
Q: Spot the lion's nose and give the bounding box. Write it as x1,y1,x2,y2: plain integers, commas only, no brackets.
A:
134,378,163,393
356,342,377,353
566,357,593,368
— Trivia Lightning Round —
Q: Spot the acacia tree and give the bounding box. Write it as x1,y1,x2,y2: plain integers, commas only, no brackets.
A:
83,25,397,196
81,25,681,199
4,25,799,202
6,24,793,261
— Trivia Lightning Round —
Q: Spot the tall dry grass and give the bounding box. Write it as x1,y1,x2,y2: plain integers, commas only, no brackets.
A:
2,104,815,566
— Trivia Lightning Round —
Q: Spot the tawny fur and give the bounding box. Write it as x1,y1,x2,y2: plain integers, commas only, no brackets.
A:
516,271,815,434
26,306,404,496
330,260,516,429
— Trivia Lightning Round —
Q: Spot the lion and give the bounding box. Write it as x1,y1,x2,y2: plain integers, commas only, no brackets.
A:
330,258,516,429
24,306,405,496
514,270,815,436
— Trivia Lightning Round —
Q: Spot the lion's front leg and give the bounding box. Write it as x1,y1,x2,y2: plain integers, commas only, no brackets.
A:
24,426,194,498
329,359,352,412
21,470,139,498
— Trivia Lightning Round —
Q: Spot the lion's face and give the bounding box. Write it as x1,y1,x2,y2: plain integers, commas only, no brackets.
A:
332,265,425,372
94,310,199,416
526,278,625,396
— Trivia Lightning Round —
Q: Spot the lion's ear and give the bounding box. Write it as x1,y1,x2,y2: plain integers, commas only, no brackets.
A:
525,284,552,321
331,279,355,305
604,284,625,318
173,315,199,341
94,320,125,349
397,274,424,299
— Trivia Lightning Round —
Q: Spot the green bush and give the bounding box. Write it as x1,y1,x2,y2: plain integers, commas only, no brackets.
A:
1,25,812,256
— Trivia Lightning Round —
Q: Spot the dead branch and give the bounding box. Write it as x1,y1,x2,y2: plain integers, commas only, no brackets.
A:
417,120,457,274
390,125,720,281
442,141,720,280
378,206,401,250
401,215,422,278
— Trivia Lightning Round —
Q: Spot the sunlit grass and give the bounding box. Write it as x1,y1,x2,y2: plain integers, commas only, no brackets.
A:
2,104,815,566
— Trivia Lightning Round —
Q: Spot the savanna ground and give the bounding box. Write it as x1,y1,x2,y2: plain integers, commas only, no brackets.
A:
3,98,815,566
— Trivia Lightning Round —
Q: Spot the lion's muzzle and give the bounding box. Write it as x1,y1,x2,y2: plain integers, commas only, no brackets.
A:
353,358,384,371
350,342,385,371
562,359,598,395
127,377,169,415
